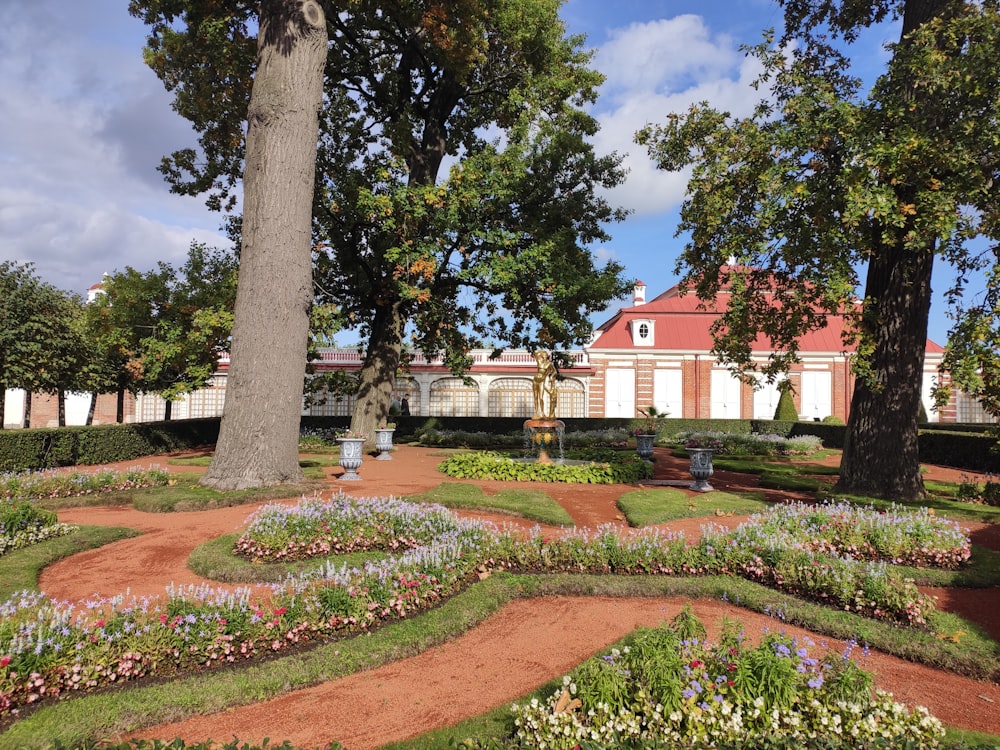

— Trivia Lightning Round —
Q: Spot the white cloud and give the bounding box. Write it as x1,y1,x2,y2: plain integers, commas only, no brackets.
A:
0,0,230,295
588,16,766,216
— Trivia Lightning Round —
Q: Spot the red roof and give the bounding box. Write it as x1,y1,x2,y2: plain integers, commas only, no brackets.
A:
591,280,943,354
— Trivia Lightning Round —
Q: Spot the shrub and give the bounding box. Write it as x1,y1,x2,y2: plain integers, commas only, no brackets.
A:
437,451,652,484
773,388,798,421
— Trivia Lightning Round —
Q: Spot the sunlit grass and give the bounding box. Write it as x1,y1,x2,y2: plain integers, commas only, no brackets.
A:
406,482,574,526
616,488,769,526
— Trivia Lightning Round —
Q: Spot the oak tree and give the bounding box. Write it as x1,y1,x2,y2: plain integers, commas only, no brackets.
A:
131,0,630,459
638,0,1000,499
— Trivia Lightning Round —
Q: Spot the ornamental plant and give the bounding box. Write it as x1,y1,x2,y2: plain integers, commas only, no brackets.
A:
0,499,76,556
438,451,652,484
334,428,368,441
0,467,170,502
235,495,461,562
631,405,669,436
511,610,944,749
0,495,970,718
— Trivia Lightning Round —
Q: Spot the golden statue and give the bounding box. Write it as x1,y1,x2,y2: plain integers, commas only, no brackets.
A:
532,349,558,419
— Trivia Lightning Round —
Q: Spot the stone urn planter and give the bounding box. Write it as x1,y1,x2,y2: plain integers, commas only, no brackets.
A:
635,433,656,462
374,428,395,460
336,437,365,480
688,448,715,492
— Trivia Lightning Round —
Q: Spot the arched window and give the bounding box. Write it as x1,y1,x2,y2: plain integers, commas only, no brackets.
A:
488,378,533,417
555,378,586,418
429,377,480,416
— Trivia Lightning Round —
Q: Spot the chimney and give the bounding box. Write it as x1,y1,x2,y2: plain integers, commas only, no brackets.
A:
633,281,646,306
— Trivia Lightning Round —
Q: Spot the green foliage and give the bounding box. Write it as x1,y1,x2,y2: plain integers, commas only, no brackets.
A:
438,451,652,484
0,262,87,427
130,0,633,437
0,499,56,537
0,420,221,472
84,243,237,407
773,388,798,422
636,1,1000,496
616,488,769,527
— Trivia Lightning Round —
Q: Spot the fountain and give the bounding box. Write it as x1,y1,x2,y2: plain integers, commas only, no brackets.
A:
523,350,565,464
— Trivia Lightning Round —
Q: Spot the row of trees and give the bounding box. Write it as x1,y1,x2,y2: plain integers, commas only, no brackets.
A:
0,245,236,429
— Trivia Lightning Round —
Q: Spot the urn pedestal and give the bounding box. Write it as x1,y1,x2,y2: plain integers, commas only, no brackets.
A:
688,448,715,492
336,438,365,480
635,434,656,462
374,429,395,460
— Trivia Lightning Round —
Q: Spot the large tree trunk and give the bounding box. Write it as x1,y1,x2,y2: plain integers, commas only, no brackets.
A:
58,391,66,427
836,242,933,499
164,399,172,422
835,0,947,501
350,301,406,441
116,389,125,424
201,0,327,491
86,392,97,426
0,382,5,429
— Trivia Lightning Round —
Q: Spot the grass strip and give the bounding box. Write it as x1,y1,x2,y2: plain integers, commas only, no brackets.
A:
405,482,574,527
616,488,769,526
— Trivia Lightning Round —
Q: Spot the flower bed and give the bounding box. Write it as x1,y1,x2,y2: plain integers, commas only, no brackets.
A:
0,467,170,502
438,450,652,483
0,500,76,557
672,431,824,456
509,608,944,749
0,496,971,719
235,495,461,562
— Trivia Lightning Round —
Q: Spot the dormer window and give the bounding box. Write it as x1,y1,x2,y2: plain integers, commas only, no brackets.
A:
631,319,654,346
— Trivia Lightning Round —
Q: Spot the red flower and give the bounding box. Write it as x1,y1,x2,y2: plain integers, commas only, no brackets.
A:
274,607,287,616
0,655,10,668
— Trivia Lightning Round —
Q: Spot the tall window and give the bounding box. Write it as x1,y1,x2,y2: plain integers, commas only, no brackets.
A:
488,378,533,417
430,377,480,416
956,392,1000,423
555,378,586,417
187,376,227,418
303,389,356,417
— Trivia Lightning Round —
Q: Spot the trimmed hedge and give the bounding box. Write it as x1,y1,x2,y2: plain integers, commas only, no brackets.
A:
0,419,220,472
1,416,996,474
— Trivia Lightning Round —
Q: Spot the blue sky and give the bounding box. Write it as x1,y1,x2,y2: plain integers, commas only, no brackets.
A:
0,1,958,345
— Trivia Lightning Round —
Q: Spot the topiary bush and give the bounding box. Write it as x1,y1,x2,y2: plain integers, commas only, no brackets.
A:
773,388,798,421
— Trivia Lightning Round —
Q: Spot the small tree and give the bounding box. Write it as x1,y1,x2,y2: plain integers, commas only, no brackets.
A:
774,387,798,422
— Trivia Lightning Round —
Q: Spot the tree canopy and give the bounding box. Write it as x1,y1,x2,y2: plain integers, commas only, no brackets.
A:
637,0,1000,499
130,0,632,440
84,243,237,419
0,262,85,428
